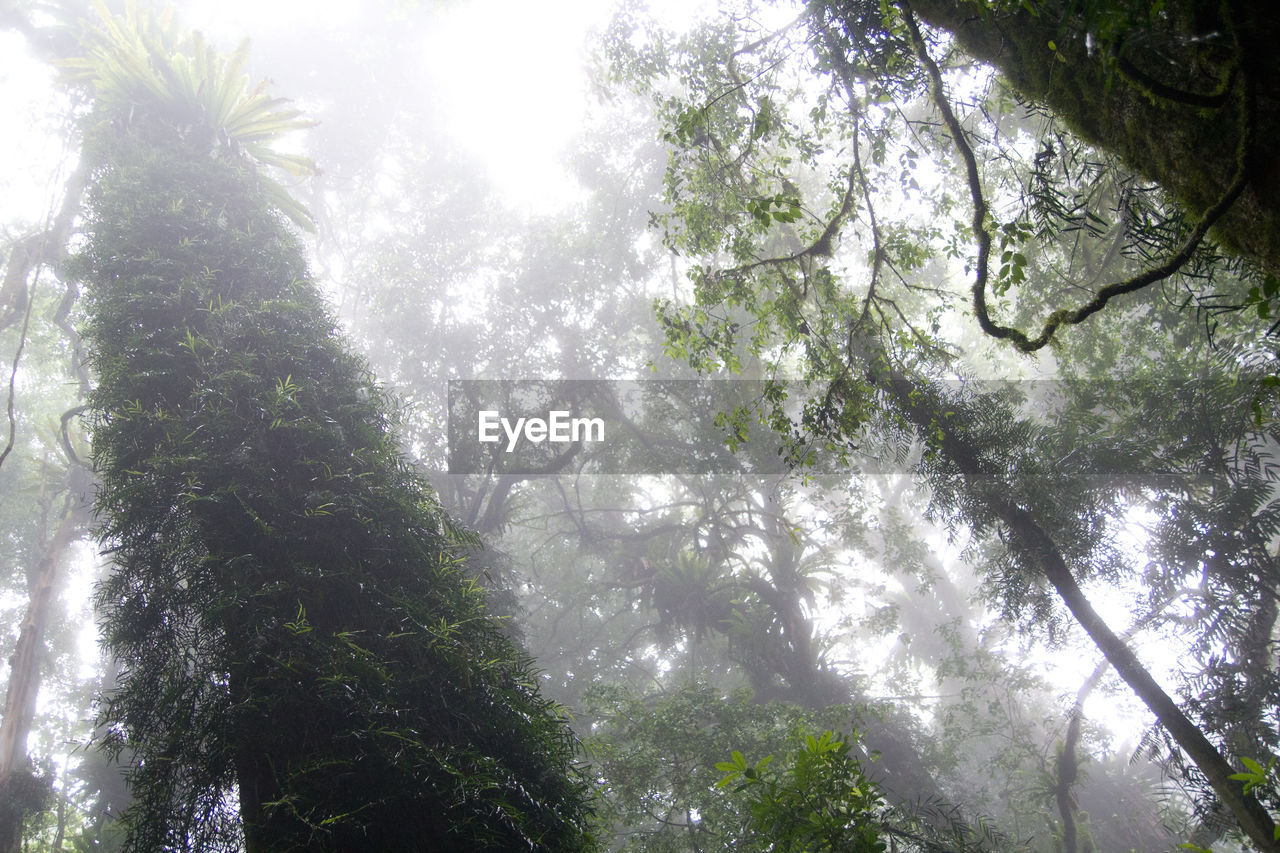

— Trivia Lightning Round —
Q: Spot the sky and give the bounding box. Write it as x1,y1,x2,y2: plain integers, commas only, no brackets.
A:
0,0,714,215
177,0,716,212
179,0,620,212
418,0,612,211
0,31,71,229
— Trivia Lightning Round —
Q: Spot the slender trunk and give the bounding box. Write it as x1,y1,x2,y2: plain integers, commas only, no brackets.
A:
1055,709,1080,853
0,162,90,334
50,777,66,852
0,498,87,853
874,369,1280,850
1058,611,1160,852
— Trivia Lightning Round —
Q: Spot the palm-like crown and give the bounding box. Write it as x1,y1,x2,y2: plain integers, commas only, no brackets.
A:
65,0,318,230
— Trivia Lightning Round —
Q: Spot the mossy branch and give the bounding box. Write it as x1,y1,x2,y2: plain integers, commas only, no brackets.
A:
1114,48,1236,109
901,1,1256,354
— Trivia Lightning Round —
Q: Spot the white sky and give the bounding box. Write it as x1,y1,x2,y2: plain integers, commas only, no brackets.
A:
415,0,712,210
0,0,718,215
419,0,611,212
178,0,714,212
180,0,624,212
0,31,72,226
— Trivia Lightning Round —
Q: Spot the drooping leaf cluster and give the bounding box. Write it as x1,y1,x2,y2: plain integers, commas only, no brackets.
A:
714,729,887,852
586,683,1011,852
63,0,319,231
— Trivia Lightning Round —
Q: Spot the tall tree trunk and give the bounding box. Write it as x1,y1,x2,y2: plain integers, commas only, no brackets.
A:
868,362,1280,850
72,19,595,846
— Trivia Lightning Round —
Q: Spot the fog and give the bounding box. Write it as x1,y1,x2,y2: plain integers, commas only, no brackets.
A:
1,1,1277,850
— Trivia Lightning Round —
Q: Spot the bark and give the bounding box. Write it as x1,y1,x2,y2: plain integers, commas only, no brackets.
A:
885,0,1280,278
735,493,950,810
1055,708,1080,853
1059,608,1172,851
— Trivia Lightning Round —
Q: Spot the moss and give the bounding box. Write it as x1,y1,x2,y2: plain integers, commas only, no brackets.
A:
905,0,1280,277
79,115,596,851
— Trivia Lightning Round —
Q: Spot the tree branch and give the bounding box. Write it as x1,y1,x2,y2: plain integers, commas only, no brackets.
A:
901,2,1256,353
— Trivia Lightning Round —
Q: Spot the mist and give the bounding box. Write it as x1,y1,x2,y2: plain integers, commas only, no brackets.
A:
1,1,1277,850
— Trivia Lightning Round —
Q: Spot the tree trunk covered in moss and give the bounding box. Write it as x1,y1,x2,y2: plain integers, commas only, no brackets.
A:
76,115,594,851
881,0,1280,278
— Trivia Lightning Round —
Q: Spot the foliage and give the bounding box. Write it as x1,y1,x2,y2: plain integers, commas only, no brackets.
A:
70,12,595,852
715,730,886,852
586,684,1013,851
7,0,1272,848
1229,757,1280,841
584,683,858,852
606,0,1280,846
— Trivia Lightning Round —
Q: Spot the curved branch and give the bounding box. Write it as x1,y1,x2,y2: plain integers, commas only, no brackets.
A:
704,161,861,289
733,9,808,58
58,405,87,469
0,274,38,475
901,2,1256,353
1115,49,1236,109
850,116,883,336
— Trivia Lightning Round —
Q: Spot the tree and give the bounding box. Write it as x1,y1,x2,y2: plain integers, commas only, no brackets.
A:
0,206,98,849
325,25,1185,841
902,0,1280,275
606,0,1280,846
624,0,1278,353
0,485,89,852
69,5,594,849
714,730,888,852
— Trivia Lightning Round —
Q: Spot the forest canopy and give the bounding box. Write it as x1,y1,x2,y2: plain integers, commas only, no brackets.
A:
0,0,1278,851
